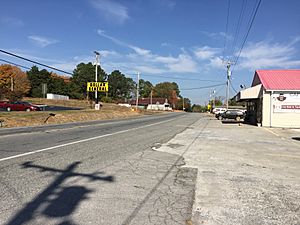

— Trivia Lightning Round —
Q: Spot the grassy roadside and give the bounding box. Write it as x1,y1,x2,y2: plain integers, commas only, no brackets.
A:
0,98,162,128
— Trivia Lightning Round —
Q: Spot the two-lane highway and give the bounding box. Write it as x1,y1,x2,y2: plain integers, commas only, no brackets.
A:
0,112,204,225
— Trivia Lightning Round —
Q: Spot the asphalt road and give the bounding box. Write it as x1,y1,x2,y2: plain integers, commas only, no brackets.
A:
0,112,201,225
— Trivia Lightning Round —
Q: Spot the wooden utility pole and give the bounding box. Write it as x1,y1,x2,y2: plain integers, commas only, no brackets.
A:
136,72,140,110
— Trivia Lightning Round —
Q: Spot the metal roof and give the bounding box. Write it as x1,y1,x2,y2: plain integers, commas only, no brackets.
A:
252,70,300,90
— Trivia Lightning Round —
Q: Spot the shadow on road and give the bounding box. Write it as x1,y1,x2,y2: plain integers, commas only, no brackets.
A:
5,161,114,225
221,120,244,124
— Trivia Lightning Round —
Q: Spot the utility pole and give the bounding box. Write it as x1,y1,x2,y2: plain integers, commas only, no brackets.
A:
150,89,153,110
10,76,14,91
94,51,100,110
182,97,185,111
226,61,233,109
136,72,140,110
212,90,216,109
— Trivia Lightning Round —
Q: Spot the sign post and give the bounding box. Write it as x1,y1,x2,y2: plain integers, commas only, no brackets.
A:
94,51,100,109
87,82,108,110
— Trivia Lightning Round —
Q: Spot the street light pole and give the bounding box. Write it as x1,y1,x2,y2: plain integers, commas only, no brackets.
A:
94,51,100,109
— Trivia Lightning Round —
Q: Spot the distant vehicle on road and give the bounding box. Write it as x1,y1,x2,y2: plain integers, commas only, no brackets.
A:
213,107,227,117
0,101,41,112
218,109,245,121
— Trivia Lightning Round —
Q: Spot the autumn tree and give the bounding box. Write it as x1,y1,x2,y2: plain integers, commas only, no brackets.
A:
0,64,31,100
175,97,192,111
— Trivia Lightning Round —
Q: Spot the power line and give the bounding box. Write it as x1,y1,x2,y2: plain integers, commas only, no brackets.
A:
230,81,238,94
181,83,226,91
132,73,223,82
214,85,226,96
232,0,262,72
0,58,31,70
228,0,248,62
222,0,231,59
0,49,73,75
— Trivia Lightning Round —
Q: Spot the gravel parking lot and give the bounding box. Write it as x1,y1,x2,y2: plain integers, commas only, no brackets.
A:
156,114,300,225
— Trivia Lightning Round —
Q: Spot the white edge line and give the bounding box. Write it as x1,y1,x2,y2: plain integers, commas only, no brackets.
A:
263,128,280,137
0,117,177,162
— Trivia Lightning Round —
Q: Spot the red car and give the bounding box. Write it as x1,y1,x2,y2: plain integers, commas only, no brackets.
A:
0,101,41,112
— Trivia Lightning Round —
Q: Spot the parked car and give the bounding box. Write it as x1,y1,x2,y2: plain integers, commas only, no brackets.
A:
213,107,227,118
218,109,245,121
0,101,41,112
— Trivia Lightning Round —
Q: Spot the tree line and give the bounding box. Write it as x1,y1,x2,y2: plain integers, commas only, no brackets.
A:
0,62,193,110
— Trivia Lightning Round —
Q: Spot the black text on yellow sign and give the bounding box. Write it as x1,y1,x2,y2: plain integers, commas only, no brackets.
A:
87,82,108,92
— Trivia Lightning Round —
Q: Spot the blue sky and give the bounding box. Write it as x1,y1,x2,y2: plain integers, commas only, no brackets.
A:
1,0,300,105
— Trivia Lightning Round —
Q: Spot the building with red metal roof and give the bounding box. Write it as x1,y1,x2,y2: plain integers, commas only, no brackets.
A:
252,70,300,90
237,70,300,128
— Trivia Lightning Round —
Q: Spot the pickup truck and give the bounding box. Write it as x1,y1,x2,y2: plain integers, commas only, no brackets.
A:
0,101,41,112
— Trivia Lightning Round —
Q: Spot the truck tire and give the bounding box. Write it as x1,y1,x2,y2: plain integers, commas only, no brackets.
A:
218,115,222,120
236,116,241,122
6,107,11,112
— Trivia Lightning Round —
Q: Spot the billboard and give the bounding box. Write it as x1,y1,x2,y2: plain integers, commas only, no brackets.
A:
87,82,108,92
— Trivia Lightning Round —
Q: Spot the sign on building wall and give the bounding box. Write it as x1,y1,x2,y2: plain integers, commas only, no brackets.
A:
87,82,108,92
273,92,300,113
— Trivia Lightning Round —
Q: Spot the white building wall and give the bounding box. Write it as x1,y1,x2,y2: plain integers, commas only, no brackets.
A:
262,91,300,128
147,104,172,111
47,93,69,100
262,91,271,127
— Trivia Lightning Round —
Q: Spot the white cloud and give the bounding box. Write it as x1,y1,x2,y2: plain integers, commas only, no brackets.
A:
99,50,120,58
161,42,171,47
97,30,200,73
237,38,300,70
209,57,224,69
90,0,129,24
129,46,151,56
200,31,233,41
194,46,220,60
28,35,59,48
97,30,151,56
134,65,165,74
50,62,77,74
152,55,177,64
97,29,126,47
167,54,198,73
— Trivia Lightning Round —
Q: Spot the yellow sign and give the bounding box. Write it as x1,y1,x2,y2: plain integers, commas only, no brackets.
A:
87,82,108,92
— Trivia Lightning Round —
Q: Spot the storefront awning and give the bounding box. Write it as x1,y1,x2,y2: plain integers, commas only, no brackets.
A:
236,84,263,101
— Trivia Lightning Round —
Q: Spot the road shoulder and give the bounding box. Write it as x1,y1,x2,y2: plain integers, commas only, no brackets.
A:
155,115,300,225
